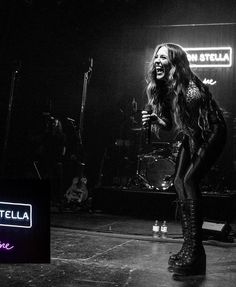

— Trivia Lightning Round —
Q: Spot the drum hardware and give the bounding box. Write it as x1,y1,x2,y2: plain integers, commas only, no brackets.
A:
132,143,176,191
135,173,154,189
126,154,154,189
98,139,180,191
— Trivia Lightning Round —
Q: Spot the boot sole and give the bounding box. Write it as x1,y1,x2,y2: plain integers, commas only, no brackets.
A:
172,273,206,281
168,266,175,273
171,260,206,276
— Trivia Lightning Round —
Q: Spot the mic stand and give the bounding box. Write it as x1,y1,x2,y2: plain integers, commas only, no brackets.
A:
1,63,21,176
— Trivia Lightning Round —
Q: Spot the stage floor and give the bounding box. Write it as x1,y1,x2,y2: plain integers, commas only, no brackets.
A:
0,211,236,286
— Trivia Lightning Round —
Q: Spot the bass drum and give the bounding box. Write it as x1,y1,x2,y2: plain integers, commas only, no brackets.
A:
139,155,175,190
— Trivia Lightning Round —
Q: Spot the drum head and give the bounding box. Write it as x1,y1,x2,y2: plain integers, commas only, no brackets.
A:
140,156,175,190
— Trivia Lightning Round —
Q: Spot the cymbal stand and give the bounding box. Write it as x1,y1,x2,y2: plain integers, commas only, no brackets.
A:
127,155,153,189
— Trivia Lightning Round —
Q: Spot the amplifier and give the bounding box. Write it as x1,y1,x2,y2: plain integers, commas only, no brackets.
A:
202,220,232,241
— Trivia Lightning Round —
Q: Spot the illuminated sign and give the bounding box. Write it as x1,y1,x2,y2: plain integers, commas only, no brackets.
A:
0,241,14,250
203,78,217,85
184,47,232,68
0,201,32,228
0,179,50,263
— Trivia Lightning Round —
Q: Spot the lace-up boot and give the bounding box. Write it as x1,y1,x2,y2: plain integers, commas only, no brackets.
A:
168,200,189,267
171,200,206,278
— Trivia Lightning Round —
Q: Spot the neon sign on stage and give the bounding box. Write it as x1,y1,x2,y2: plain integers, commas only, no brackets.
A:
0,201,32,228
0,241,14,251
203,78,217,85
184,47,232,68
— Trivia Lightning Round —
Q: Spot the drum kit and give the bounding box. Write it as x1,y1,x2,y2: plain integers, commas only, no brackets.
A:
134,141,181,191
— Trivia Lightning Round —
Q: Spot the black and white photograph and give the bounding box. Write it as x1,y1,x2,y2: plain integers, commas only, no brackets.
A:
0,0,236,286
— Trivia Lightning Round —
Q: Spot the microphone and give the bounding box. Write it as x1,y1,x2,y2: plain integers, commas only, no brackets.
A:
145,104,153,113
89,57,93,71
132,97,137,113
144,104,153,144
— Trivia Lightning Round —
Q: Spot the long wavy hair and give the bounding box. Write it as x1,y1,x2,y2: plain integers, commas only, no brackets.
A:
146,43,217,137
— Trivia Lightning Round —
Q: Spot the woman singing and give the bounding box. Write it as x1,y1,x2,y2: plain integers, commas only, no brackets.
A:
142,43,226,278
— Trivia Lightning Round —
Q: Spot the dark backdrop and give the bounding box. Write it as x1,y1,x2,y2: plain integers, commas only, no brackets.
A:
0,0,235,191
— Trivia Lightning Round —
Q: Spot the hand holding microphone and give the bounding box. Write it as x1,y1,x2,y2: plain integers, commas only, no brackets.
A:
142,105,158,127
142,104,158,144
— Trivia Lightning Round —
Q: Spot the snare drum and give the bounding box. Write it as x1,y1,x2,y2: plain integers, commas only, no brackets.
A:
138,154,175,190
